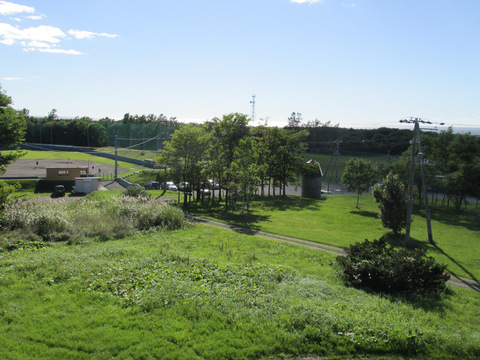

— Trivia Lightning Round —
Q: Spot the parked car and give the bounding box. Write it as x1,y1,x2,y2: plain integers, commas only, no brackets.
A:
145,181,160,190
199,188,211,196
161,181,178,191
166,182,178,191
53,184,65,197
208,179,219,190
178,182,189,191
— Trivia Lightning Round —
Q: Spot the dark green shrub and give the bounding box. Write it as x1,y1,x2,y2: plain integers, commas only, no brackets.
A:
336,238,450,294
136,204,185,230
33,213,72,242
372,173,407,234
0,180,20,209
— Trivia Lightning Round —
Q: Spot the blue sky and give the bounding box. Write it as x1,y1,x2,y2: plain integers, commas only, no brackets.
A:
1,0,479,131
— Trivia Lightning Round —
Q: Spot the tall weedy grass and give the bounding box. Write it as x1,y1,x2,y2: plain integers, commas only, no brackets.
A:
0,195,187,246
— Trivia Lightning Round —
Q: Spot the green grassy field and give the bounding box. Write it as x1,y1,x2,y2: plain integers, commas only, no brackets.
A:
1,221,479,359
4,149,478,282
96,146,158,162
1,189,479,359
185,194,480,281
305,152,391,181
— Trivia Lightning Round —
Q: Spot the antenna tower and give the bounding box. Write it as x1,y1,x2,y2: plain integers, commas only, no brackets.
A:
250,95,256,123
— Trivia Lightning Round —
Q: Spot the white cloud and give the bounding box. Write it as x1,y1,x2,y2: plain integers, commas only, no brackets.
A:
68,29,118,39
0,23,66,44
0,2,117,55
0,36,13,44
0,1,34,15
98,32,118,39
26,15,44,21
26,40,51,48
290,0,323,3
3,76,21,80
22,47,83,55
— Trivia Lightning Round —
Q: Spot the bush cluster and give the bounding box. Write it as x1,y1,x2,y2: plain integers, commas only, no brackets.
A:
0,196,187,247
122,186,152,199
336,238,450,294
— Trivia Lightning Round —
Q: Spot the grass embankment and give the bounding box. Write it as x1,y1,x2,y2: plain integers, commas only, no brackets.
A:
1,193,479,358
185,194,480,281
1,222,479,358
95,146,158,162
125,170,163,185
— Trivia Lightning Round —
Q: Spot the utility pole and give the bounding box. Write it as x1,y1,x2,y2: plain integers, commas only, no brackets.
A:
114,135,118,180
404,120,418,246
401,117,435,245
324,140,342,193
418,139,433,244
334,139,342,183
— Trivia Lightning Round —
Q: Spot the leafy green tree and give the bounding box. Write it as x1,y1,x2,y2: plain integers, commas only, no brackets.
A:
254,127,308,196
0,181,20,209
342,159,377,208
0,86,26,208
372,173,407,235
230,137,260,215
423,128,480,207
207,113,250,207
251,125,272,196
160,124,209,205
274,128,309,196
0,85,26,175
252,126,279,196
287,112,302,127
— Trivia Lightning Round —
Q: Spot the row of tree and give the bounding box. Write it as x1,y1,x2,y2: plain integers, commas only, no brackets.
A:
286,112,414,155
23,112,179,149
22,107,414,156
21,106,414,156
341,128,480,214
396,128,480,208
157,113,309,213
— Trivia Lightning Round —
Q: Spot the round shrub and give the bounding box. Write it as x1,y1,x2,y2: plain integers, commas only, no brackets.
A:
122,186,151,199
33,213,71,242
336,238,450,294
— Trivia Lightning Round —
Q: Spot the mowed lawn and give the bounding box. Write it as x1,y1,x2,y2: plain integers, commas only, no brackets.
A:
186,194,480,281
1,224,479,359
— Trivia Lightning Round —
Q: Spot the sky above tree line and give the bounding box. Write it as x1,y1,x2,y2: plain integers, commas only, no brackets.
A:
1,0,479,133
